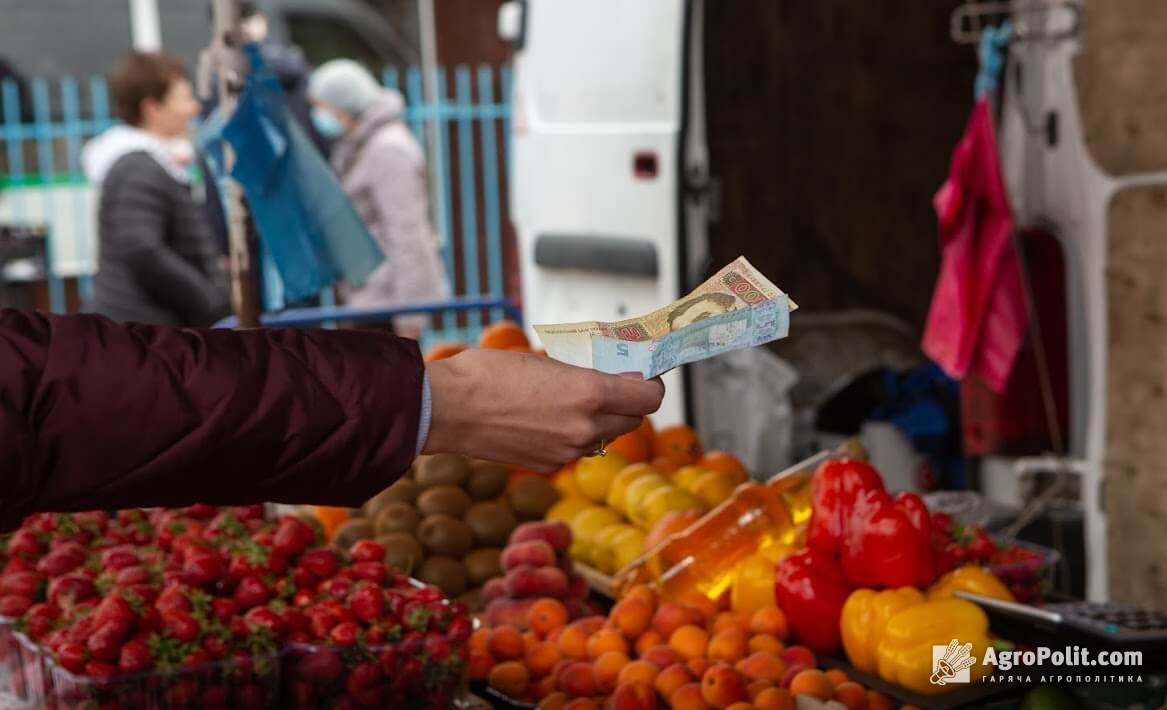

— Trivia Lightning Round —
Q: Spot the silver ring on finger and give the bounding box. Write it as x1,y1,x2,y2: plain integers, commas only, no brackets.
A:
591,439,607,457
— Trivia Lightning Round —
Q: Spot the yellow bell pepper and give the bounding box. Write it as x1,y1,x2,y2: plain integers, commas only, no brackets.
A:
927,565,1015,603
876,598,994,694
840,587,925,674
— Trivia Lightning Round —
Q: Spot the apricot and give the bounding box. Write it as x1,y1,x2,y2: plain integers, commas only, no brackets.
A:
586,628,629,660
787,669,834,701
747,634,784,656
529,598,569,637
779,645,815,670
708,629,749,664
555,625,589,660
609,681,657,710
824,668,850,687
592,650,630,694
753,687,795,710
488,660,530,699
531,673,557,701
686,657,711,678
469,650,495,681
469,627,491,655
668,624,710,661
746,678,772,701
700,663,749,709
525,642,562,678
833,681,869,710
748,607,789,640
639,644,682,670
563,700,600,710
538,691,568,710
635,630,665,657
609,597,653,640
573,616,607,636
711,612,750,636
735,651,786,683
866,690,896,710
652,602,701,638
678,593,718,625
490,626,526,661
624,584,658,613
555,661,596,697
670,682,711,710
617,660,660,688
654,662,694,699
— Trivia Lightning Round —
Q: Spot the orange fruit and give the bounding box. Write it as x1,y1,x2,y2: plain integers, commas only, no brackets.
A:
787,669,834,701
655,662,694,699
479,320,530,349
668,625,710,661
700,663,749,708
824,668,850,687
586,628,628,659
488,660,530,698
697,452,749,483
609,597,653,640
749,607,790,641
607,419,654,463
833,681,869,710
748,634,784,656
592,650,630,694
635,630,665,657
310,506,349,540
423,342,467,362
670,682,710,710
490,626,526,661
617,659,660,688
526,642,562,678
529,598,569,638
753,687,795,710
653,424,704,466
708,629,749,665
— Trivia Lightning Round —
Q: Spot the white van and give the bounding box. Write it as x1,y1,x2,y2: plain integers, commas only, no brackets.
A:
499,0,713,426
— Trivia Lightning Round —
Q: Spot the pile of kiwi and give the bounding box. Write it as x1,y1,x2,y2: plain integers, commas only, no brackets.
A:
332,453,559,609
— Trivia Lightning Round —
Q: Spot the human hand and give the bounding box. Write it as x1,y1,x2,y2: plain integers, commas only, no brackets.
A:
422,349,664,472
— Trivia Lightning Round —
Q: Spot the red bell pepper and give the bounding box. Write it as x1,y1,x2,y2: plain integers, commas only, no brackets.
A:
807,458,883,556
841,489,936,589
773,549,853,655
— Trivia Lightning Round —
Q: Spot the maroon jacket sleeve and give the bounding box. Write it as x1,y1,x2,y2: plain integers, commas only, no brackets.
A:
0,309,423,529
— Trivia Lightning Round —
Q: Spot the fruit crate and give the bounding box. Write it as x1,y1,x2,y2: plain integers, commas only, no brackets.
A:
46,650,281,709
0,616,13,693
283,640,468,709
987,536,1060,603
2,632,47,706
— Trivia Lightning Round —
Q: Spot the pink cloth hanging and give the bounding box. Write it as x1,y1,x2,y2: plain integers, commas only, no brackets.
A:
922,99,1027,393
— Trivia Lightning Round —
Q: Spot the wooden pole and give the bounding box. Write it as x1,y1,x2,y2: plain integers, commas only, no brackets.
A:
211,0,262,328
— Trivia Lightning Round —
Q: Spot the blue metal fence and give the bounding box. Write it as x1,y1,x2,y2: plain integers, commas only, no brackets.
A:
0,64,513,349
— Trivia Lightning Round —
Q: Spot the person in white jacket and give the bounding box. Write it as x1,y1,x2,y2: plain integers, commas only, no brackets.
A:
309,59,451,339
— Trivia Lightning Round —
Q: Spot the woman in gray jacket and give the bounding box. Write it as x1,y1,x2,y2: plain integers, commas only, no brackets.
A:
309,60,451,340
82,52,230,327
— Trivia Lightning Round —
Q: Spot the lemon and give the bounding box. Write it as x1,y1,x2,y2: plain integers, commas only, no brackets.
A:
574,452,630,503
591,523,637,574
545,496,593,524
568,506,623,562
621,474,671,518
630,485,704,529
672,465,708,491
689,472,738,509
607,463,662,512
610,527,647,572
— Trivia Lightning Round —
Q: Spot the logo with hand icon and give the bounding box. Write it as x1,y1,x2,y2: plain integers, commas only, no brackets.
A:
931,639,977,685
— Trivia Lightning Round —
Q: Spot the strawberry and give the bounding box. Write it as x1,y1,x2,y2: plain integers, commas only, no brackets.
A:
182,648,211,669
56,642,87,673
298,548,340,580
162,611,200,643
184,503,218,519
199,684,229,707
290,680,314,705
292,566,318,591
227,540,288,581
114,566,151,587
307,606,342,638
296,648,343,682
288,630,312,645
233,504,266,521
87,622,125,661
292,590,314,608
346,660,382,694
318,576,353,602
0,594,32,617
445,616,472,643
47,573,94,607
350,583,383,623
1,569,43,599
365,625,386,645
36,551,82,577
394,657,423,691
93,595,135,632
100,546,140,571
164,677,198,705
234,682,268,710
378,647,399,676
244,606,285,637
118,639,152,674
233,576,272,610
280,606,308,634
211,597,238,622
137,606,162,633
402,600,431,632
6,529,45,558
424,632,451,663
178,548,223,588
351,561,388,584
273,516,316,558
155,584,192,615
349,540,385,564
84,660,118,681
202,634,229,659
330,621,360,646
399,629,424,656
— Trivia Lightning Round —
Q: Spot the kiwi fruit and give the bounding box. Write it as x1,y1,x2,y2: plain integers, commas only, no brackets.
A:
373,501,421,536
463,547,503,587
415,454,471,489
465,462,510,501
416,557,468,597
382,479,420,506
377,532,424,574
463,502,517,548
506,476,560,520
416,514,474,557
332,518,374,550
416,485,472,518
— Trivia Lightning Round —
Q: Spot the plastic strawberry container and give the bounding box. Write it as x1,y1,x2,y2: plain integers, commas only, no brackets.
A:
46,650,281,710
5,631,48,705
986,536,1061,603
282,639,469,709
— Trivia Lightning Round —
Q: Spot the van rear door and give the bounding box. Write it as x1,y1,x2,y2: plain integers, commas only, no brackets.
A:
505,0,705,425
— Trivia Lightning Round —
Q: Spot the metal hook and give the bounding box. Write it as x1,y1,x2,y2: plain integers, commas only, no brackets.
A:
951,1,1081,45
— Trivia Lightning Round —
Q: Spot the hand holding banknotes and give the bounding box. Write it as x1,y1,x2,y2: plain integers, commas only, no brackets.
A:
424,349,665,472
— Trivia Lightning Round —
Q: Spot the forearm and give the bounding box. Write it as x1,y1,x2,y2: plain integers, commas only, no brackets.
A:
0,311,422,527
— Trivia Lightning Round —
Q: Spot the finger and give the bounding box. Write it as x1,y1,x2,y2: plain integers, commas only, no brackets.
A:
593,413,644,445
597,373,665,416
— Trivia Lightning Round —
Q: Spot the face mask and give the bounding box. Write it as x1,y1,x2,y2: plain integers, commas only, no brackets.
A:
311,107,345,139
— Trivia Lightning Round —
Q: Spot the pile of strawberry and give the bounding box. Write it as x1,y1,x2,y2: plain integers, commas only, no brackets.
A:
930,511,1048,602
0,505,470,709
